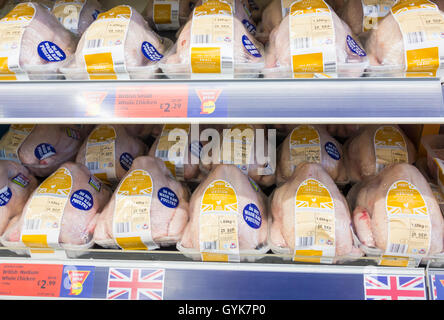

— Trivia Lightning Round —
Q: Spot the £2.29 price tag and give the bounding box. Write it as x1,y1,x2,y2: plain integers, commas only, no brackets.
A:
0,263,63,297
114,85,188,117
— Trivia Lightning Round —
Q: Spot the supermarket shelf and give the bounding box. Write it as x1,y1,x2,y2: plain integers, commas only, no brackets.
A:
0,77,442,123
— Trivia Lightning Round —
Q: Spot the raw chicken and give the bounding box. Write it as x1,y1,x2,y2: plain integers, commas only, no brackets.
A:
60,5,172,79
0,2,77,79
326,124,361,139
148,124,203,182
264,0,368,77
347,163,444,256
270,162,361,260
124,124,156,141
93,156,190,249
178,164,269,259
365,0,444,71
51,0,102,36
0,160,38,237
276,124,348,185
143,0,194,31
75,124,148,186
199,124,276,188
1,162,112,249
160,0,264,77
17,124,92,177
344,125,417,183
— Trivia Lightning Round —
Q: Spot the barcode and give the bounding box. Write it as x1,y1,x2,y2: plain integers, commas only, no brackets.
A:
116,222,130,234
222,57,233,70
0,149,5,159
388,243,408,254
172,9,178,21
293,37,311,49
406,31,425,44
155,149,169,160
87,161,100,171
24,218,40,231
296,236,314,247
193,34,210,44
175,165,184,180
86,39,104,49
203,241,217,250
324,62,336,73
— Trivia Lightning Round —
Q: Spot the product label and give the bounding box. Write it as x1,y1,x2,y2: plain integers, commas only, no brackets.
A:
52,0,86,34
374,126,408,173
70,189,93,211
430,182,444,205
243,203,261,229
199,179,239,262
153,0,180,31
324,141,340,160
82,5,132,80
88,175,101,192
293,178,335,263
0,3,36,81
113,169,159,250
221,124,255,175
289,0,336,77
119,152,133,171
190,0,234,77
12,173,30,188
385,180,431,258
435,157,444,195
21,167,73,250
37,41,66,62
391,0,444,77
361,0,396,32
158,187,179,208
242,35,261,57
0,186,12,206
155,124,190,181
85,125,117,184
34,143,56,161
0,124,35,162
141,41,164,62
289,125,321,171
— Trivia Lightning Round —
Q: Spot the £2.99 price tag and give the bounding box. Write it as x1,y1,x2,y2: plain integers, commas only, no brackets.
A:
114,85,188,117
0,263,63,297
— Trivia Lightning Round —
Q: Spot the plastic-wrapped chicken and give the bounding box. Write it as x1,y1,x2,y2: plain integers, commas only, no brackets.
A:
51,0,102,36
160,0,265,79
143,0,194,32
263,0,369,78
0,162,112,257
60,5,173,80
365,0,444,77
0,2,77,80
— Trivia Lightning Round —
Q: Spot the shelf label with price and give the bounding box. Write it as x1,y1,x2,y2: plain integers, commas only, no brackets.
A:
114,85,188,117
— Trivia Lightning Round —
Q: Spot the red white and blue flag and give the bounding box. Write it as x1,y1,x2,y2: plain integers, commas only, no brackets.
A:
364,275,426,300
106,268,165,300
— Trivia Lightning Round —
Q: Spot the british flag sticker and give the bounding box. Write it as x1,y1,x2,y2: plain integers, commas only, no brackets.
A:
363,274,426,300
106,267,165,300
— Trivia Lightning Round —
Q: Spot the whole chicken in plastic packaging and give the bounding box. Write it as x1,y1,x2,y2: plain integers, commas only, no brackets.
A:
177,164,269,262
347,163,444,264
51,0,102,36
143,0,194,32
0,162,112,257
344,125,417,183
93,156,190,250
263,0,369,78
276,124,348,185
0,160,38,237
326,124,361,139
60,5,173,80
0,124,91,177
270,162,362,263
160,0,265,79
0,2,77,80
75,124,148,186
365,0,444,77
199,124,276,188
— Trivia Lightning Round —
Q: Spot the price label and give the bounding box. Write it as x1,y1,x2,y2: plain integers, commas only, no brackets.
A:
114,85,188,117
0,263,63,297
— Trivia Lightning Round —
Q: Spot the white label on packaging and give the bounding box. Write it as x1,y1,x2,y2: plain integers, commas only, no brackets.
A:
221,124,255,175
190,0,234,78
0,3,36,81
0,124,35,162
374,125,408,173
82,5,131,80
361,0,396,32
153,0,180,31
52,0,86,34
289,125,321,171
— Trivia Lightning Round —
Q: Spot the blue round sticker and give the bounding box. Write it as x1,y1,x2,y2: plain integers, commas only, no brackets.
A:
70,189,93,211
346,35,366,57
242,35,261,58
243,203,261,229
141,41,164,62
158,187,179,209
120,152,133,171
325,142,341,160
0,187,12,206
34,143,56,161
37,41,67,62
242,19,257,35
